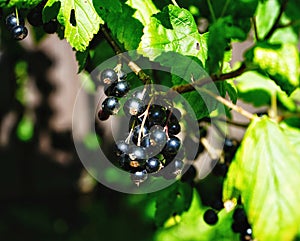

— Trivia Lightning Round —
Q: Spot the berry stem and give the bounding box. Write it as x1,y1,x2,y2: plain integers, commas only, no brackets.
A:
171,0,179,7
200,88,255,120
15,7,19,25
137,98,153,146
201,137,220,160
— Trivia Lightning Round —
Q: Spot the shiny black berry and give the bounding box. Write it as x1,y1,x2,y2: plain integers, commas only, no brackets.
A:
163,136,181,156
167,121,181,135
43,20,58,34
148,105,166,126
6,13,24,30
97,109,110,121
100,69,118,86
149,125,167,147
115,140,130,156
123,98,145,116
101,97,120,115
129,146,147,161
233,208,248,224
111,81,130,97
131,169,148,186
11,25,28,40
203,209,218,225
145,157,161,173
181,164,197,183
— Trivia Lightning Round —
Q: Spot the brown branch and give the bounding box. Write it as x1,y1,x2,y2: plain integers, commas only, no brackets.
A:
172,63,247,94
263,0,289,40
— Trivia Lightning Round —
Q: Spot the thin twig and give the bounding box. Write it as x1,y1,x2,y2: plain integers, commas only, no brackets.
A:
207,0,217,22
264,0,289,40
201,88,255,120
251,17,259,41
212,117,249,128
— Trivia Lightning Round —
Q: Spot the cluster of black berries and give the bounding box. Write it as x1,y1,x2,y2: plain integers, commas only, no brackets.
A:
98,68,130,121
5,13,28,40
231,207,253,241
97,69,185,186
27,2,58,34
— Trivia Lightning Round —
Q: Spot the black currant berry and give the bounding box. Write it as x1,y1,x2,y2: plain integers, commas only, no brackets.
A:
123,98,145,116
149,125,167,147
111,81,130,97
141,135,151,148
43,20,58,34
115,140,130,156
101,97,120,115
129,146,147,161
167,121,181,135
132,125,149,144
27,9,43,26
164,158,184,177
166,108,181,123
233,208,247,224
11,25,28,40
163,136,181,156
148,105,166,126
97,109,110,121
118,154,131,171
6,13,24,30
181,165,197,183
145,157,161,173
131,170,148,186
100,69,118,86
203,209,218,225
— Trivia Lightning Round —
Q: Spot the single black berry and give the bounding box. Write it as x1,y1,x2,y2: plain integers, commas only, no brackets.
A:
101,97,120,115
163,136,181,156
11,25,28,40
118,154,131,171
100,69,118,86
131,169,148,186
97,109,110,121
132,125,149,144
149,125,167,147
111,81,130,97
181,165,197,183
148,105,167,126
115,140,130,156
43,19,58,34
129,146,147,161
27,9,43,26
123,98,145,116
203,209,218,225
145,157,161,173
167,121,181,135
6,13,24,30
233,208,247,224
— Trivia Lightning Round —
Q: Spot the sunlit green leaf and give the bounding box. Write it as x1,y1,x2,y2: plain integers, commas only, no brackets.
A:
126,0,159,25
224,116,300,241
45,0,103,51
138,5,207,66
0,0,42,7
236,71,297,111
246,42,300,95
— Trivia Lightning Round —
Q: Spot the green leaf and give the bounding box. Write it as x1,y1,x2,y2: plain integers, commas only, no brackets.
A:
126,0,159,25
206,16,247,74
223,116,300,241
94,3,144,50
0,0,42,7
225,80,238,104
44,0,103,51
255,0,298,43
246,42,300,95
155,189,239,241
236,71,297,111
154,182,193,227
76,50,89,73
138,5,207,67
